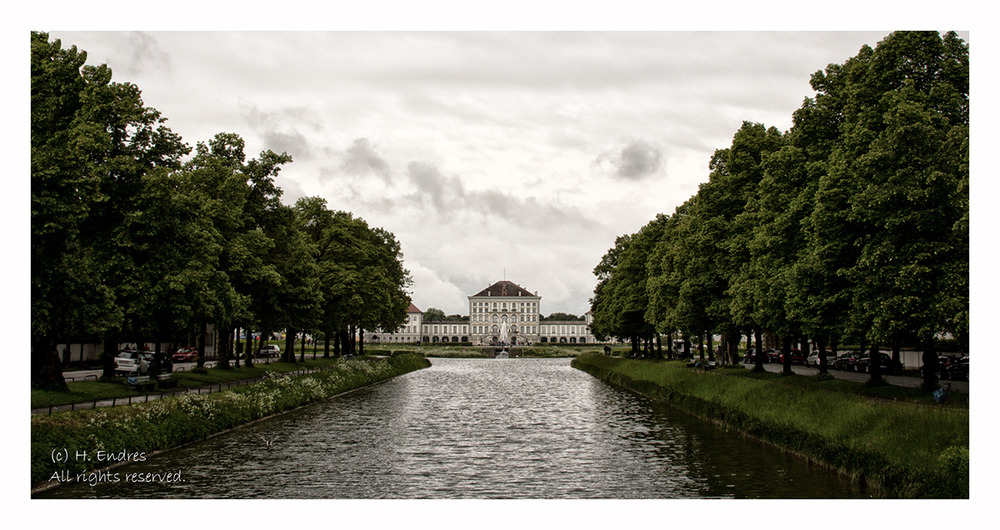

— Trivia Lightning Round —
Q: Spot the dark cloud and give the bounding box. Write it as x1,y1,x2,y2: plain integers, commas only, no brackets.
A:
341,138,392,183
617,140,663,179
595,140,664,180
243,105,319,160
406,161,465,212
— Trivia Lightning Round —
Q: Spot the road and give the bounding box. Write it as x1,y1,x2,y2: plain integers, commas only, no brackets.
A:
60,360,217,383
750,361,969,393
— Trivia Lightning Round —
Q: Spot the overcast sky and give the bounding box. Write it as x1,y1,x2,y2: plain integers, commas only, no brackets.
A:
17,0,978,320
44,28,973,316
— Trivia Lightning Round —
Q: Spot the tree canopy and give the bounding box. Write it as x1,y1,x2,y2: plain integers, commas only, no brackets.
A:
31,32,411,387
589,31,968,383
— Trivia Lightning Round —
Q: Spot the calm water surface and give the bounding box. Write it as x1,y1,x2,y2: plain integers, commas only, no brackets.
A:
40,357,865,499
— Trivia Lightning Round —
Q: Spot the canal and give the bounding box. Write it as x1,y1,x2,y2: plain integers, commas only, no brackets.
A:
38,357,865,499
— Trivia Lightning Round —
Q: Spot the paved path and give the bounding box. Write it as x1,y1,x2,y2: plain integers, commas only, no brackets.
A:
749,362,968,393
33,361,330,416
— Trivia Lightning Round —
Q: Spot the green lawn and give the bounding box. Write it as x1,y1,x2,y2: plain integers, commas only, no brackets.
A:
572,354,969,498
32,355,349,409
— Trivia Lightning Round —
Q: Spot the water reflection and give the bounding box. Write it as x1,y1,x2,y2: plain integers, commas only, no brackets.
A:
38,358,864,499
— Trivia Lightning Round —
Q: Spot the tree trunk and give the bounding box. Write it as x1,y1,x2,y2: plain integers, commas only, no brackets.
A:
868,343,884,385
728,331,740,366
358,328,365,356
245,329,256,368
300,330,306,362
781,335,792,376
323,330,331,358
196,321,207,368
284,329,296,363
233,326,242,368
817,335,829,375
31,335,67,389
707,332,714,363
753,328,764,373
102,336,117,379
921,338,939,390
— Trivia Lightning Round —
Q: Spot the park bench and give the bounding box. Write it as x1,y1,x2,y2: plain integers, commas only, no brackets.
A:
126,375,155,392
155,373,177,389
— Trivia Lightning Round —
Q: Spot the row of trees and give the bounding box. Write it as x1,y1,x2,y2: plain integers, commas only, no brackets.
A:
589,31,968,388
31,32,411,388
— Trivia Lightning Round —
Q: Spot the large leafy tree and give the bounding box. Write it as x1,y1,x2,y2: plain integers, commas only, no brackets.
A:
681,123,784,365
803,31,968,385
294,199,411,357
590,216,666,354
645,204,691,358
31,32,188,386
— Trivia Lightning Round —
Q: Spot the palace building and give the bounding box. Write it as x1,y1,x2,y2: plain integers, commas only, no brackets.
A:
370,280,597,346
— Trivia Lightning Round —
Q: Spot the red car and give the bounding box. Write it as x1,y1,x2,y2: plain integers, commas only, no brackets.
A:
779,349,806,365
171,347,199,362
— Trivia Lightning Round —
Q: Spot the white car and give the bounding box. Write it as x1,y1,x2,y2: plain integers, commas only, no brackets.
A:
258,344,280,358
115,351,150,375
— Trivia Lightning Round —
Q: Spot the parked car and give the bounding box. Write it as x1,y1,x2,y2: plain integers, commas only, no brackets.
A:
779,349,806,365
116,350,173,376
115,350,147,375
145,353,173,375
742,351,766,364
171,347,199,362
854,352,892,373
257,344,280,358
832,352,860,371
921,355,964,380
951,356,969,381
805,352,838,367
765,349,781,363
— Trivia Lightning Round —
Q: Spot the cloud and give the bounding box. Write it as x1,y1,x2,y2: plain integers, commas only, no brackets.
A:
341,138,392,184
122,32,173,77
242,104,320,161
406,161,465,212
594,139,664,181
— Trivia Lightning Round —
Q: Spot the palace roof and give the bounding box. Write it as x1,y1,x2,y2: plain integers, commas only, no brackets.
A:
472,280,538,298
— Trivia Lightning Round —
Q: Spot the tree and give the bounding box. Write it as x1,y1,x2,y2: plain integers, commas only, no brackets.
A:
31,32,188,386
800,31,968,385
421,308,448,322
541,313,584,322
589,216,667,355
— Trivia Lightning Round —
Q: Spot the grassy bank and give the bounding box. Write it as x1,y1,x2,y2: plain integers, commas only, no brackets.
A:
571,354,968,498
31,354,430,491
32,356,350,409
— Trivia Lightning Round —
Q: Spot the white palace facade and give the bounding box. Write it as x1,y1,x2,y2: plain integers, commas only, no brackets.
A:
369,280,598,346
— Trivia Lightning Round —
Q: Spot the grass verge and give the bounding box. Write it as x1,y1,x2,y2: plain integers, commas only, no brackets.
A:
32,357,347,409
571,354,968,498
31,354,430,492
